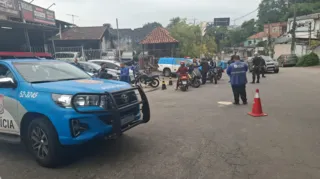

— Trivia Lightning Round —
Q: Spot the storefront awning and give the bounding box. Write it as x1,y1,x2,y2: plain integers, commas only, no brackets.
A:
0,20,58,31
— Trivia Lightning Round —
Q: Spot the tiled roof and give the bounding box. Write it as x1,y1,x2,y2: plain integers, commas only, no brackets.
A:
140,27,178,44
59,26,108,40
248,32,267,39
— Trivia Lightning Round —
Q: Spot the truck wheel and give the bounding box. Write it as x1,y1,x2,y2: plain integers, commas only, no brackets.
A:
274,69,279,73
27,117,62,168
163,69,171,77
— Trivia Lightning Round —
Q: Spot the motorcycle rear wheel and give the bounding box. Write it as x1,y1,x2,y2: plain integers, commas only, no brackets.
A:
192,79,201,88
210,76,214,83
149,79,160,88
217,73,222,80
180,85,187,91
214,75,218,84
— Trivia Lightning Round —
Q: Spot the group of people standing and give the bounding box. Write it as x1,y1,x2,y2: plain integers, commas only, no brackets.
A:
175,58,217,90
226,52,266,105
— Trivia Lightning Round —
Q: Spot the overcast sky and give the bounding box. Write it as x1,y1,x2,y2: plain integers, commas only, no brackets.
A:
33,0,260,28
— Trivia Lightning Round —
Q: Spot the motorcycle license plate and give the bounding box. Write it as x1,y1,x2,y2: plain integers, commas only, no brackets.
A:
182,81,187,85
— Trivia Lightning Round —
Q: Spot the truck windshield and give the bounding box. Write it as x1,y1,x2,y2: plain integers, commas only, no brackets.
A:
13,61,91,83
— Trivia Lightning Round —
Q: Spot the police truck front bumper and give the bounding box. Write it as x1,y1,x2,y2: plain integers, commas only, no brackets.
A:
67,86,150,143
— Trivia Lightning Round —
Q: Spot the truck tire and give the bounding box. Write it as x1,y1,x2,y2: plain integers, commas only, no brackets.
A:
26,117,63,168
163,68,171,77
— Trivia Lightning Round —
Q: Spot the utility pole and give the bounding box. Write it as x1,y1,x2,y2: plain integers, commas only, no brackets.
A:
268,22,272,57
47,3,55,9
66,14,78,25
308,21,312,48
290,0,297,55
116,18,121,62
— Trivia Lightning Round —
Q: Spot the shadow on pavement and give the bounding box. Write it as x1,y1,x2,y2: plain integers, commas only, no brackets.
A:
0,135,146,168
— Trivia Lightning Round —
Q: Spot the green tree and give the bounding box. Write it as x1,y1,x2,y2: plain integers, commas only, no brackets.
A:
168,18,217,57
167,17,182,29
258,0,320,27
142,22,162,29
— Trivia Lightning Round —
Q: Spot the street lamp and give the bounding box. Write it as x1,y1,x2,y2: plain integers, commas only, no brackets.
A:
29,0,35,3
47,3,56,9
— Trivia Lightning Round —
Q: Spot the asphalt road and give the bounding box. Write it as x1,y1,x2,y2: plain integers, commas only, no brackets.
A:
1,67,320,179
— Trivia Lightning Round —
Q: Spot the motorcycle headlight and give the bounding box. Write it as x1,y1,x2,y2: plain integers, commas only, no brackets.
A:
52,94,72,108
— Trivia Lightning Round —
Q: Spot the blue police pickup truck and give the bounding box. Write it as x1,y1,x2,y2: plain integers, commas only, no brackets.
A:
0,58,150,167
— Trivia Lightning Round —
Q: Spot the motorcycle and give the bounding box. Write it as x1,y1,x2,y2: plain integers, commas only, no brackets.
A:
178,74,189,91
207,67,218,84
216,66,223,80
188,69,201,88
133,72,160,88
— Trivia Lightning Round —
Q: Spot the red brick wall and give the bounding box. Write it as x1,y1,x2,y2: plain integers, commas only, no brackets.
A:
264,22,287,38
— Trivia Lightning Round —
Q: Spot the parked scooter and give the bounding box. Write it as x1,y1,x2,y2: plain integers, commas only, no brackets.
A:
216,66,223,80
133,71,160,88
178,74,189,91
188,68,201,88
207,67,218,84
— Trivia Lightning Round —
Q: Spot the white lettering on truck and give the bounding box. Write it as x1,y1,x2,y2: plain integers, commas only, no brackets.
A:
0,117,14,129
19,91,38,98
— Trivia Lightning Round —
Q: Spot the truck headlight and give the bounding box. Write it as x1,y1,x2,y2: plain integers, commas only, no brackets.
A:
52,94,72,108
52,94,113,110
73,95,100,107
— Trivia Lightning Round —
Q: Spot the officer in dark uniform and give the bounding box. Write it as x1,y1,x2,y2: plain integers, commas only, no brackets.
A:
251,52,263,84
200,58,209,85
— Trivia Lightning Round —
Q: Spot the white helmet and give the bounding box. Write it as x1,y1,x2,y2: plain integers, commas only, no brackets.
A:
254,52,259,56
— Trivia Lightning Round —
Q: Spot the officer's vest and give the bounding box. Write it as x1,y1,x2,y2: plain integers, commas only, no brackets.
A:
230,63,246,75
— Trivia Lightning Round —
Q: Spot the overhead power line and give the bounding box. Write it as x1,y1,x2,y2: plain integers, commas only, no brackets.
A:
233,8,259,24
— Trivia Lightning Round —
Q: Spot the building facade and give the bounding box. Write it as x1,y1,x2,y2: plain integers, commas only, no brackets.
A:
287,13,320,40
264,22,287,38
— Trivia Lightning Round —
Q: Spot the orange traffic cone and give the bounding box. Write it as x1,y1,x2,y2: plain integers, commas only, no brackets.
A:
248,89,267,117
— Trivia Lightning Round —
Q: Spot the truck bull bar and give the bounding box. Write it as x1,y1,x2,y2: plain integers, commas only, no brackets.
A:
70,86,150,135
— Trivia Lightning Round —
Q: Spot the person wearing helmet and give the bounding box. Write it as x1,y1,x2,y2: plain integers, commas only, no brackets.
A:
176,61,188,90
251,52,263,83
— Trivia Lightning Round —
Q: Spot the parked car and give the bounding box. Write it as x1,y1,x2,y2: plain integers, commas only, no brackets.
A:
70,61,117,80
0,58,150,167
158,57,193,77
248,56,279,73
277,54,298,67
54,52,86,62
89,59,134,80
101,50,116,60
121,51,134,65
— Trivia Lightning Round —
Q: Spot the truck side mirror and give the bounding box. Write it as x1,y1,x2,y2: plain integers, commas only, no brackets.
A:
0,78,17,88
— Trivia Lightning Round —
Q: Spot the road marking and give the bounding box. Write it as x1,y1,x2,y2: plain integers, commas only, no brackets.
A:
217,101,233,105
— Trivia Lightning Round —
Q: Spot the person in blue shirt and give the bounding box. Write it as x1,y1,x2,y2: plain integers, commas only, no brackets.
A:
226,55,248,105
119,63,131,83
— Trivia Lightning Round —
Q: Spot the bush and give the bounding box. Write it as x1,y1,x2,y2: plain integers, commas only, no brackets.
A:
296,52,320,67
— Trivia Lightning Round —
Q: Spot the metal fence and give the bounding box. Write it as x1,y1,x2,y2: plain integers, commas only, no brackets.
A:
30,46,106,60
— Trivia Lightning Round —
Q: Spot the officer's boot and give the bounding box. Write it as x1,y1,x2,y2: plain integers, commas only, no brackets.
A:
251,73,255,84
